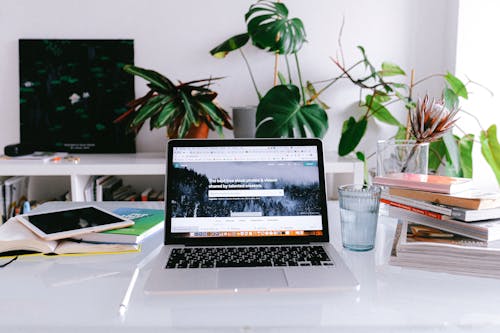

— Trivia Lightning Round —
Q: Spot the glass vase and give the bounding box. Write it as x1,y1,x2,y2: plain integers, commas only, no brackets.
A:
376,140,429,176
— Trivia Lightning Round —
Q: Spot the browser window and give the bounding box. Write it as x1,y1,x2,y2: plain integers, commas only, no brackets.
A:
169,145,323,238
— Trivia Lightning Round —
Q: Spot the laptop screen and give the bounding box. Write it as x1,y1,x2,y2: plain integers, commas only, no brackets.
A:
165,139,329,245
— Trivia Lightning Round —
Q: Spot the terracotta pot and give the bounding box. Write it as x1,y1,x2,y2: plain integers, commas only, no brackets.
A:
185,121,209,138
168,121,210,139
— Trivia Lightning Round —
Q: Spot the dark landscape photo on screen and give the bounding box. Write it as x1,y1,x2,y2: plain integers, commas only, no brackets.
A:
170,161,321,218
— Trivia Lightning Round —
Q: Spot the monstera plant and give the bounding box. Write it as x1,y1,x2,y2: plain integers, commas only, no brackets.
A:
115,65,232,138
210,0,328,138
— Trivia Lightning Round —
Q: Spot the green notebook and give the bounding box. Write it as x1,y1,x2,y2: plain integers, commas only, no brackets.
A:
75,207,164,244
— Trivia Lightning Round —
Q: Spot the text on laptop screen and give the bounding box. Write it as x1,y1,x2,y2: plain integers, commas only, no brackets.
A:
169,145,323,238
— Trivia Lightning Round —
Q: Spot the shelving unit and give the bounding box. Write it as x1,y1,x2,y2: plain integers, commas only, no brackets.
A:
0,151,362,202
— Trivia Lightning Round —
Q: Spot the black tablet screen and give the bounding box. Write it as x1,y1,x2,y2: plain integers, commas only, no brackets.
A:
24,207,125,234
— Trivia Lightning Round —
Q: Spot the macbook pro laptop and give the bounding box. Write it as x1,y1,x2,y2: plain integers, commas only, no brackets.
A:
145,138,359,294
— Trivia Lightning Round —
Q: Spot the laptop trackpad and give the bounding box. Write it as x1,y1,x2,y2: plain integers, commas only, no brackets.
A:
217,268,287,290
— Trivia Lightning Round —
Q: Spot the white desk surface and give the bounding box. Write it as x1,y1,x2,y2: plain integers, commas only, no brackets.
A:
1,201,500,333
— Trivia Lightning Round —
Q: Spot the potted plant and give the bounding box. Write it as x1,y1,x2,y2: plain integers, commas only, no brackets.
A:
316,40,500,185
210,0,328,138
114,65,232,139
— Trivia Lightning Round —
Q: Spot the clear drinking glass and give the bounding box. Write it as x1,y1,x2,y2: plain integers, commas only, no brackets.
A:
338,184,382,251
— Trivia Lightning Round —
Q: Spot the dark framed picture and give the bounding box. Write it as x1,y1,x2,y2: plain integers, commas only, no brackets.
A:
19,39,136,153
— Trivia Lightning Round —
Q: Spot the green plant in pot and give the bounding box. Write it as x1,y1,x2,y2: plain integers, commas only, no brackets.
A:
115,65,233,139
315,41,500,185
210,0,328,138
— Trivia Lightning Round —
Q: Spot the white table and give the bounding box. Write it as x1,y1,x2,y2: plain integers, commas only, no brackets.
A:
1,201,500,333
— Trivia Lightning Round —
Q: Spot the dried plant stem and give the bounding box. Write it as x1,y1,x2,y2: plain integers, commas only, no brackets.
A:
400,143,419,173
405,69,415,140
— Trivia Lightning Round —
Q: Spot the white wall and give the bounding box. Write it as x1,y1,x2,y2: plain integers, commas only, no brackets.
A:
455,0,500,190
1,0,458,164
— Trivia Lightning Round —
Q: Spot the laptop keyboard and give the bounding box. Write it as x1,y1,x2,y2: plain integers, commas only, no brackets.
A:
165,245,334,269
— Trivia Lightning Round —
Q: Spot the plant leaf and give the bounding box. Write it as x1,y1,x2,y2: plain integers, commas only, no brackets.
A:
154,100,179,128
443,87,459,110
442,131,461,176
364,95,402,127
210,33,250,58
255,84,328,138
458,134,474,179
395,126,408,140
305,81,330,110
378,62,406,77
480,125,500,185
123,65,175,92
428,139,446,172
445,72,468,99
245,1,306,54
338,117,368,156
130,95,166,127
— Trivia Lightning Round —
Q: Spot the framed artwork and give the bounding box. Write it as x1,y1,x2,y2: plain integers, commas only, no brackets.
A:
19,39,136,153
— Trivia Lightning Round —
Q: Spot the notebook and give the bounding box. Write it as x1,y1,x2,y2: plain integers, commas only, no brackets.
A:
145,138,359,294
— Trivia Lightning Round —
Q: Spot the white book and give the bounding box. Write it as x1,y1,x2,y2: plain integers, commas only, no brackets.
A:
0,217,138,256
387,206,500,242
390,221,500,279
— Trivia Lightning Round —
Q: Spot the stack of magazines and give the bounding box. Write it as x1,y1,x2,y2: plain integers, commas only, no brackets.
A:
374,173,500,278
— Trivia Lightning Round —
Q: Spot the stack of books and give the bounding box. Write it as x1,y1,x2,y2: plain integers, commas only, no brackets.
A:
374,173,500,278
0,207,164,257
83,175,165,202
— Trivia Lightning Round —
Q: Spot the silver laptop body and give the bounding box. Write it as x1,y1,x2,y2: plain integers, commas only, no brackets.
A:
145,138,358,294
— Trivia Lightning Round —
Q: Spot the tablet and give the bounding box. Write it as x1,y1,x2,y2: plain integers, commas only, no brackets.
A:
16,206,134,241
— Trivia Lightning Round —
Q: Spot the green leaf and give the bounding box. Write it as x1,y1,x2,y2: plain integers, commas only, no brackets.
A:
392,82,408,90
198,100,224,125
444,87,459,110
372,91,391,104
395,126,408,140
445,72,468,99
364,95,402,127
179,91,199,127
123,65,175,92
246,1,306,54
255,84,328,138
458,134,474,178
130,95,166,127
338,117,368,156
154,100,179,128
356,151,365,162
305,81,330,110
480,125,500,185
442,131,461,176
378,62,406,77
210,33,249,58
428,139,446,172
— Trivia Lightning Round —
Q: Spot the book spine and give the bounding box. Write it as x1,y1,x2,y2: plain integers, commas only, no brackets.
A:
450,209,468,221
380,198,447,220
386,206,488,241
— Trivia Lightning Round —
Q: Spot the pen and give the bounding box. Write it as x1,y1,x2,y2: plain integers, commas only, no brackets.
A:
119,267,139,316
118,244,163,317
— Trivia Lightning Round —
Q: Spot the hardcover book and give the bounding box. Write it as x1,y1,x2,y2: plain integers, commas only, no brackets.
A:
373,173,472,194
387,205,500,242
73,207,164,244
388,187,500,210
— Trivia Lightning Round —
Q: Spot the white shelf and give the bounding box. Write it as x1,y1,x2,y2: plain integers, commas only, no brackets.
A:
0,151,362,202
